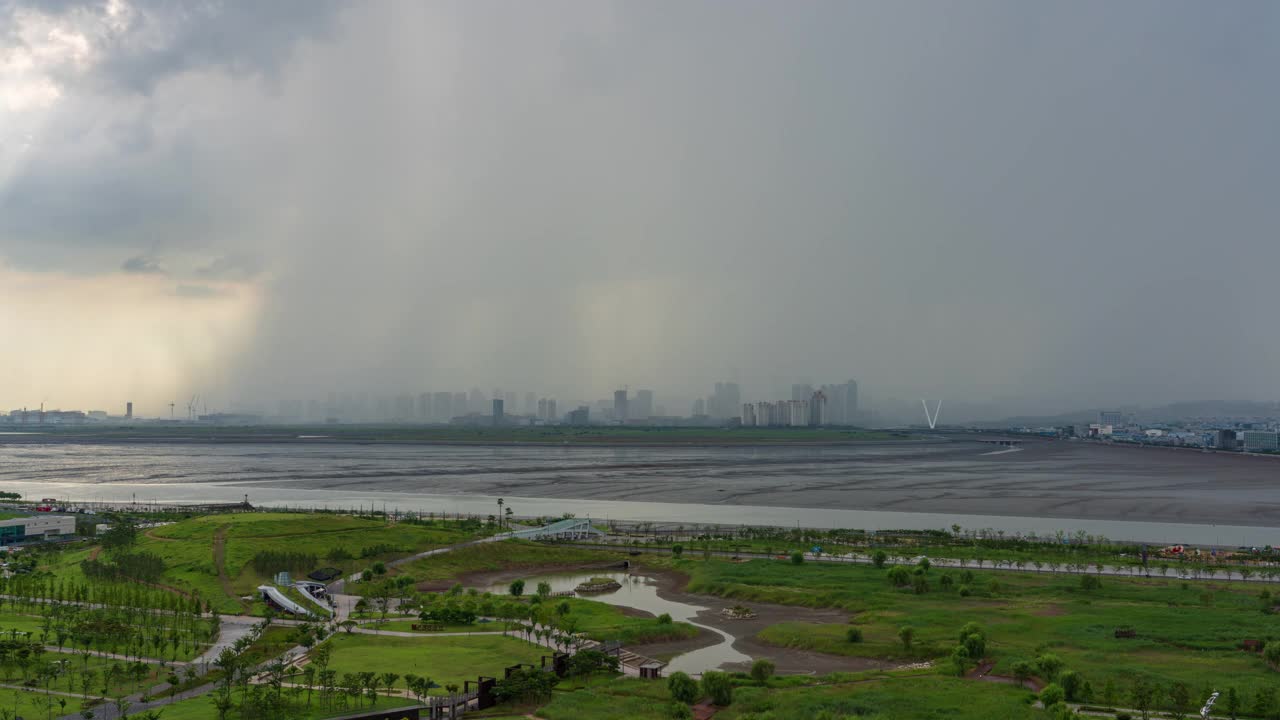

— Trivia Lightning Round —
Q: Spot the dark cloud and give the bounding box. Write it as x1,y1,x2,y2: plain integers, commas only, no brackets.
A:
3,1,1279,418
196,254,263,281
120,255,163,274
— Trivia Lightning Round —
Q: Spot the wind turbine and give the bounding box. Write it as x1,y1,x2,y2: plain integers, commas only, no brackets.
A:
920,399,942,430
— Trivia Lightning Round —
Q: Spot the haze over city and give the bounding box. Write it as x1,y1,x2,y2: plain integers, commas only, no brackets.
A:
3,1,1278,421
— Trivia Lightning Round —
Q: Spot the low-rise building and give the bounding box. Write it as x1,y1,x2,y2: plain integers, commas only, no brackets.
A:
1241,431,1280,453
0,515,76,545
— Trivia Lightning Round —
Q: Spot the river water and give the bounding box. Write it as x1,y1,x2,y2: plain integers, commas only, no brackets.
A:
486,570,750,674
2,439,1279,546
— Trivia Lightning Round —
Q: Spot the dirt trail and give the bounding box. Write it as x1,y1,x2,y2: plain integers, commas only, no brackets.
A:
212,524,246,611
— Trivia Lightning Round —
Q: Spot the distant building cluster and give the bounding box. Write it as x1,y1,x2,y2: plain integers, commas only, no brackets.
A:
1022,410,1280,455
3,377,867,429
735,380,861,427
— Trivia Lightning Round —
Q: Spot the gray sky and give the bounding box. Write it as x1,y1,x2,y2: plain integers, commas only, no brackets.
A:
2,1,1277,419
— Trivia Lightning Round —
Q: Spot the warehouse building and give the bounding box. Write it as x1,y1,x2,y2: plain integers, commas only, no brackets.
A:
0,515,76,546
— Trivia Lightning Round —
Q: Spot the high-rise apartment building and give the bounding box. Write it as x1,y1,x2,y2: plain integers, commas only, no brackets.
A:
709,382,741,419
613,389,628,422
809,390,828,425
491,398,504,425
633,390,654,420
432,392,453,422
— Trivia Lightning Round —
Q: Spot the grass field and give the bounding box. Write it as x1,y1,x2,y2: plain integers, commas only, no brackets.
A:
528,674,1048,720
133,512,488,612
527,597,699,645
150,691,420,720
662,555,1280,702
391,539,625,586
320,633,547,693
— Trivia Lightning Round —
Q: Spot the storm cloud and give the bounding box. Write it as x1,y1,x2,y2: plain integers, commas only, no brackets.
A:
1,1,1278,418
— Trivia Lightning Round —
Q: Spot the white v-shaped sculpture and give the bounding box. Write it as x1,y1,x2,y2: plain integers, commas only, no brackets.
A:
920,399,942,429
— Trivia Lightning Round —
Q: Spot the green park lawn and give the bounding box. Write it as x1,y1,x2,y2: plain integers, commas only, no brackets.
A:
366,619,504,633
150,691,420,720
390,539,625,586
525,597,699,645
528,674,1048,720
320,633,546,694
127,512,489,612
715,675,1048,720
666,556,1280,701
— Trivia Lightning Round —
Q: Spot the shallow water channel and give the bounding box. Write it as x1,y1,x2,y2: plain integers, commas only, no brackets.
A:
488,570,750,674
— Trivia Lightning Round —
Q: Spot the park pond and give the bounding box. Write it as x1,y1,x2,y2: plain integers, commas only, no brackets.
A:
487,570,752,674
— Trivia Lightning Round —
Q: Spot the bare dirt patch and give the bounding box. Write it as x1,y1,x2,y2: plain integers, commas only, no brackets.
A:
1035,603,1067,617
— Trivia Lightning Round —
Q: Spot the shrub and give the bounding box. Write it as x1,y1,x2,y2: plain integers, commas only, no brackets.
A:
790,552,804,565
912,575,929,594
958,585,972,597
872,550,888,568
897,625,915,651
1080,574,1102,590
845,627,863,643
667,672,698,704
657,613,673,625
701,671,733,706
666,702,693,720
509,579,525,597
671,545,683,559
940,574,955,589
749,659,775,685
887,566,912,587
1264,641,1280,670
1040,683,1065,708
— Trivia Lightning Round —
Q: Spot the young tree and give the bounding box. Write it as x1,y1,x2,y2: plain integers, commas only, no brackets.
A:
1167,681,1191,720
667,671,699,704
509,579,526,597
872,550,888,568
380,672,400,698
1035,653,1064,682
1225,686,1240,719
1011,660,1033,689
671,545,683,559
1131,678,1158,720
700,671,733,706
